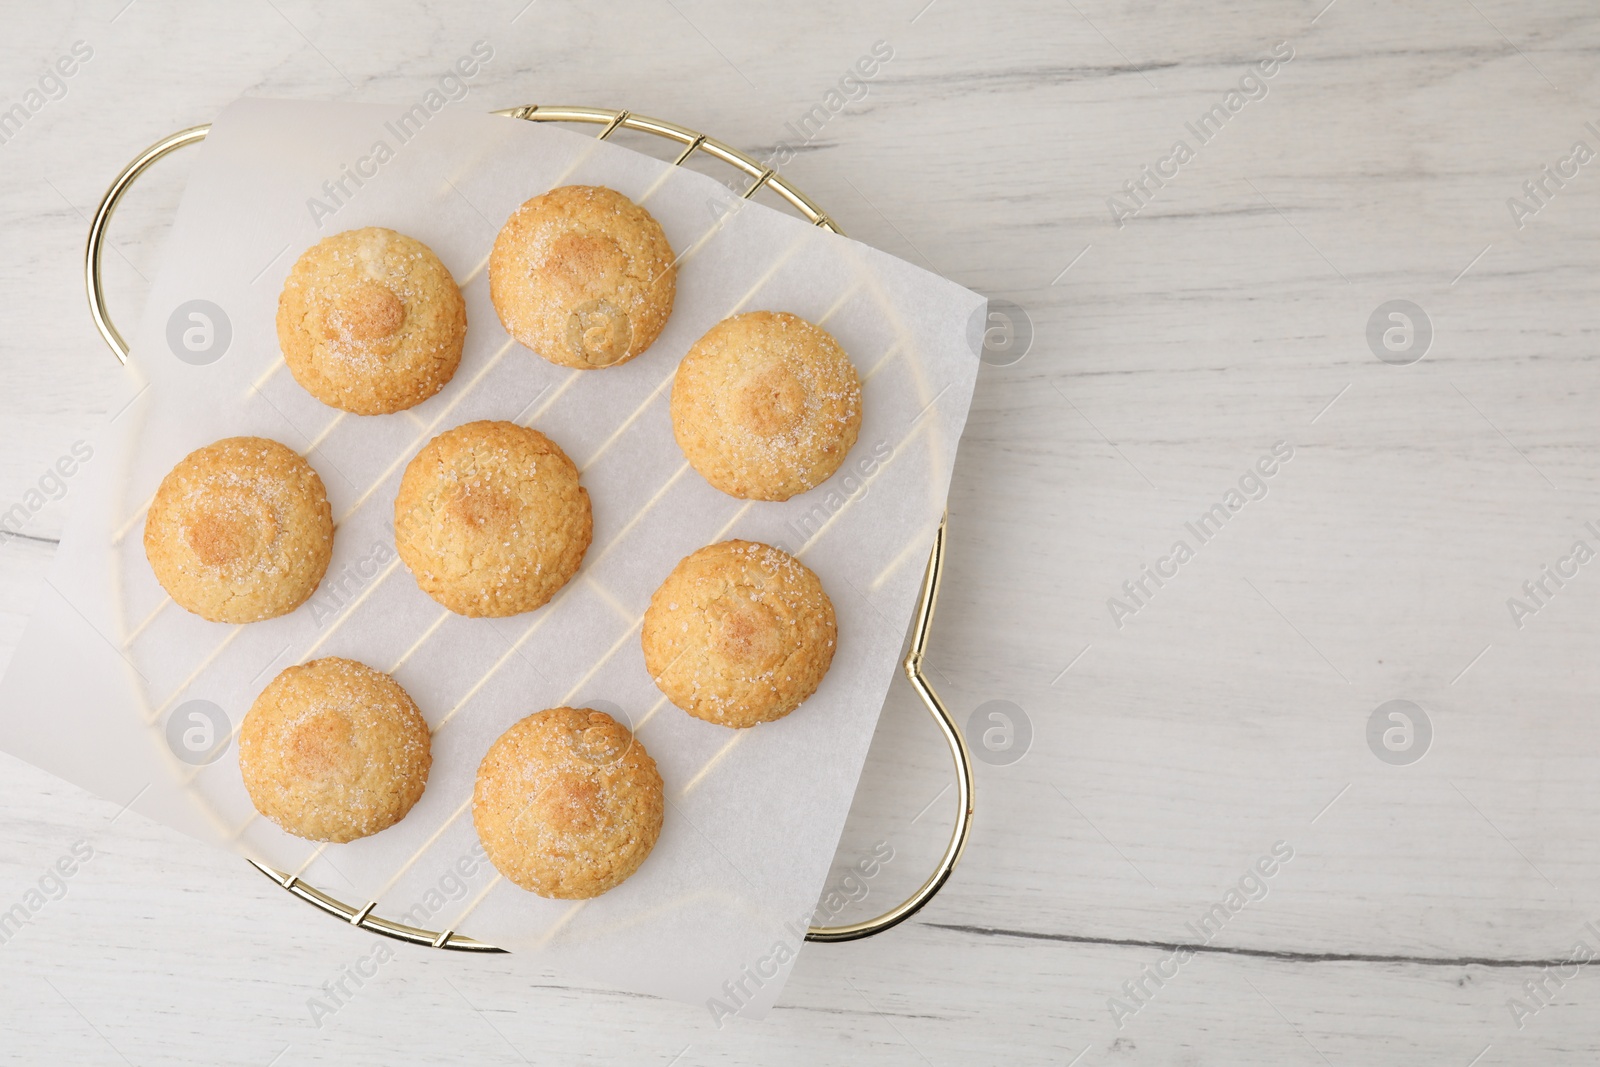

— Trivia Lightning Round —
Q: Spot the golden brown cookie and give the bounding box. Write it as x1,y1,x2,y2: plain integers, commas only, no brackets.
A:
488,185,676,369
277,227,467,414
143,436,333,624
393,420,591,617
671,311,862,501
641,540,837,728
239,657,432,844
473,707,664,899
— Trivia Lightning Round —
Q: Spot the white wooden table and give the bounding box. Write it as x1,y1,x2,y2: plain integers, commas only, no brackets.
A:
3,1,1598,1062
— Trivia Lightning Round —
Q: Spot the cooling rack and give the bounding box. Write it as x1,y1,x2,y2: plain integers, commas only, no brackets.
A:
83,103,973,948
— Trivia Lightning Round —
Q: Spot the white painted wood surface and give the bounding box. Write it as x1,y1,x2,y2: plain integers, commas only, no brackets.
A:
3,0,1599,1062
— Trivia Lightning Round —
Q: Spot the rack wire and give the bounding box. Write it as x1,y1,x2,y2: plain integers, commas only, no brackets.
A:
84,103,973,949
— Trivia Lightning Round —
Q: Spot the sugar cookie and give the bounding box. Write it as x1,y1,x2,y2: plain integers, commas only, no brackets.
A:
143,436,333,623
489,185,675,369
473,707,663,899
641,540,837,728
671,311,861,501
239,657,432,844
394,420,591,617
277,226,467,415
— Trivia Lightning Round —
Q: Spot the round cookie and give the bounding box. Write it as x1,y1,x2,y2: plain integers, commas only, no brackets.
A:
277,226,467,415
488,185,676,369
671,311,862,501
143,436,333,624
641,540,837,728
394,420,591,617
239,657,432,844
473,707,664,899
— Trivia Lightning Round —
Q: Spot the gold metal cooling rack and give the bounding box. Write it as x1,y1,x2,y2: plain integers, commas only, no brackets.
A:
84,104,973,948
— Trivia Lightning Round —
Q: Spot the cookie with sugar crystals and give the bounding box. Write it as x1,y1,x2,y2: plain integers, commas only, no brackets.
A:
394,420,591,618
489,185,676,369
277,226,467,415
473,707,664,899
671,311,862,501
143,436,333,624
239,657,432,844
641,539,837,728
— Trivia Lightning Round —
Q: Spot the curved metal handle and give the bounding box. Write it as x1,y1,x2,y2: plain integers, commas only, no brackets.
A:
86,108,973,949
87,124,209,363
807,514,974,942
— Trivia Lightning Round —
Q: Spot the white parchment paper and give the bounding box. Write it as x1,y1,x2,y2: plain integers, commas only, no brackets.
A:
0,98,982,1013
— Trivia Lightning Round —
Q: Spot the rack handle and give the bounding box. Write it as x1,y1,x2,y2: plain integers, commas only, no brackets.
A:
87,124,208,363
